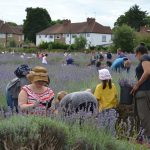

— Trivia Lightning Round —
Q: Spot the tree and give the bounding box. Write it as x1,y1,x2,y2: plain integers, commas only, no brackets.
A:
23,7,51,43
114,5,148,31
51,19,63,25
7,22,18,26
113,25,135,52
74,36,87,50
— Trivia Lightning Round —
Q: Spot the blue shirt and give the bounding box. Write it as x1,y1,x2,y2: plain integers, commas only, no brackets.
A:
111,58,125,69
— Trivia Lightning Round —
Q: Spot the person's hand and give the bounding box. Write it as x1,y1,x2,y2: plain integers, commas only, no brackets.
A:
131,84,139,95
33,100,40,108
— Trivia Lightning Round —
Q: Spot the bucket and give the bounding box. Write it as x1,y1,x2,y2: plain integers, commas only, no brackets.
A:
120,85,133,105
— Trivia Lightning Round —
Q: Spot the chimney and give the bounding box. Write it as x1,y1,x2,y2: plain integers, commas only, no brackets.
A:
63,19,71,25
87,17,95,24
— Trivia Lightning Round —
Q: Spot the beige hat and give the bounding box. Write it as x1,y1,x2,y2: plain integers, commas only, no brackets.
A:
98,69,112,80
27,66,49,83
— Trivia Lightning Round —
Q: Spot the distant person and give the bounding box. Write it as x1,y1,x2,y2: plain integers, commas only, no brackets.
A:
94,69,118,112
90,52,96,65
42,54,48,65
66,54,74,65
18,66,54,115
6,64,31,112
117,48,126,58
111,57,131,73
106,51,112,67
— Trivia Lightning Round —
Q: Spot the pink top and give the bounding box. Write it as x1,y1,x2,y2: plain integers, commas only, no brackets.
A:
21,85,54,115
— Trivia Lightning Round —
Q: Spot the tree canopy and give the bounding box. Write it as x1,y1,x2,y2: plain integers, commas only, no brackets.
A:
23,7,51,43
113,25,135,52
114,5,149,31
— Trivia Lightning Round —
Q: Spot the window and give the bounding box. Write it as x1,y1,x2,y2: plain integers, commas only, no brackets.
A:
45,35,47,38
72,34,77,38
39,35,41,38
0,33,5,38
55,34,60,39
102,35,106,42
67,34,70,37
8,34,12,38
49,35,53,38
86,33,90,37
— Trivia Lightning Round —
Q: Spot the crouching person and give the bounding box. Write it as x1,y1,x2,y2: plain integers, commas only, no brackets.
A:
18,66,54,116
94,69,119,135
60,91,98,116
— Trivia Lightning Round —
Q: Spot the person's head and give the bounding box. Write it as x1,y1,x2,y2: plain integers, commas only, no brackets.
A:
124,60,131,69
57,91,68,102
98,69,112,89
14,64,31,78
45,54,48,57
27,66,49,88
135,43,148,60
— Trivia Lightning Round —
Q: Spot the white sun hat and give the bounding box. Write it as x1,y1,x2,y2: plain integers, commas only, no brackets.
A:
98,69,112,80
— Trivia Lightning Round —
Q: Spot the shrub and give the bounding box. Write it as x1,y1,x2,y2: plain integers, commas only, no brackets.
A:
74,36,87,50
39,41,49,49
9,40,17,48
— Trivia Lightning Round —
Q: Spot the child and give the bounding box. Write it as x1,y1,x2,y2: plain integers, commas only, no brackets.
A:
42,54,48,64
94,69,118,112
51,91,68,114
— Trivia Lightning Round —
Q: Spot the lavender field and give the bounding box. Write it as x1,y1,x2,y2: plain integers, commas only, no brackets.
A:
0,52,137,107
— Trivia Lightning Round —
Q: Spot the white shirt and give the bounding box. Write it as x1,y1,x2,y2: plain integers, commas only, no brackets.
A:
42,56,47,64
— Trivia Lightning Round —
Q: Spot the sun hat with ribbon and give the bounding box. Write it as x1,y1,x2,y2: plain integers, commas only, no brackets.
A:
98,69,112,80
27,66,49,83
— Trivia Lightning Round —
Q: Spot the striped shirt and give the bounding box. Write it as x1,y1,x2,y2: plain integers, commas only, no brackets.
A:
22,85,54,109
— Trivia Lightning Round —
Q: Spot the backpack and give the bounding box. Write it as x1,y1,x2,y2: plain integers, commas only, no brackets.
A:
6,77,29,108
107,53,112,59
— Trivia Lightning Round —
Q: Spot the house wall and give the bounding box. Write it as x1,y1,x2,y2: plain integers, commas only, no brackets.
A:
36,33,112,47
0,33,24,47
36,34,54,46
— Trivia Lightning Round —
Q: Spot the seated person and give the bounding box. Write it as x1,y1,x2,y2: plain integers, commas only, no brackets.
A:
18,66,54,115
94,69,118,112
66,56,74,65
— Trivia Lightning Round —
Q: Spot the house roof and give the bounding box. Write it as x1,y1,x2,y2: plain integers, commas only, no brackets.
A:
0,22,23,35
37,18,112,35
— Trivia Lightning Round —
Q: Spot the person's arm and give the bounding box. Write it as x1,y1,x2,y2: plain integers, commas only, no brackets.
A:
131,61,150,94
18,90,39,110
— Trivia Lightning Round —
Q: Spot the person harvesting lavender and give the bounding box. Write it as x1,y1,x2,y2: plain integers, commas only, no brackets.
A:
94,69,118,112
131,43,150,143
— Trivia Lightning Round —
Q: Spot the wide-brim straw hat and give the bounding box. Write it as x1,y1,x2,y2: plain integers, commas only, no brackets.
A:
27,66,49,83
124,60,131,68
98,69,112,80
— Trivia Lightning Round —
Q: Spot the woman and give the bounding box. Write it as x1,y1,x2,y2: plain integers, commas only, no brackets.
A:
131,44,150,141
94,69,118,112
42,54,48,64
18,66,54,115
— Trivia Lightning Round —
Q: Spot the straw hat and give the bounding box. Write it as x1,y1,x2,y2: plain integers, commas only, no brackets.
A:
98,69,112,80
27,66,49,83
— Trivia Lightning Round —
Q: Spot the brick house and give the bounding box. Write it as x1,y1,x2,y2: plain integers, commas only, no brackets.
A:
36,18,112,48
0,20,24,47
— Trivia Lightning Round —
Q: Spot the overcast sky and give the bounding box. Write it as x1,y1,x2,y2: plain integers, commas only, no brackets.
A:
0,0,149,27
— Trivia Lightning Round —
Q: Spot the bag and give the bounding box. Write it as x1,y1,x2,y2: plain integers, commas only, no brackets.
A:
120,85,133,105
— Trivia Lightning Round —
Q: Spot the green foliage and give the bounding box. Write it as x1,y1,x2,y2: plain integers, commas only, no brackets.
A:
51,19,63,25
74,36,87,50
113,25,135,52
0,116,147,150
9,40,17,48
39,41,49,49
7,22,18,27
39,41,69,50
134,33,150,50
23,7,51,43
114,5,148,31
